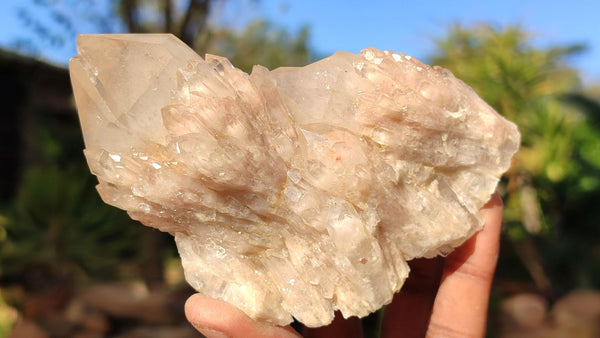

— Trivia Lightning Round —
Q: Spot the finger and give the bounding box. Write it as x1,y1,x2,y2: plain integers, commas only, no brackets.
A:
185,294,301,338
303,311,363,338
381,257,444,338
426,193,503,337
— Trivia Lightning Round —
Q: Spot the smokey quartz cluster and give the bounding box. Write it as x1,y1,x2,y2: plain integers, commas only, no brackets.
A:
70,34,520,327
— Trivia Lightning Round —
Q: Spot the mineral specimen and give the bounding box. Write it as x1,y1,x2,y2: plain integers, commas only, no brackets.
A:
69,34,520,327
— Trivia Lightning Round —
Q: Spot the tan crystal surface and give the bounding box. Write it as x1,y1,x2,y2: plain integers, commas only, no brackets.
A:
69,34,520,327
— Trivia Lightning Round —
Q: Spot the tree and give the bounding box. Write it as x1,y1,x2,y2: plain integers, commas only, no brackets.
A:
13,0,314,70
198,20,312,72
430,24,600,293
13,0,216,58
3,0,316,292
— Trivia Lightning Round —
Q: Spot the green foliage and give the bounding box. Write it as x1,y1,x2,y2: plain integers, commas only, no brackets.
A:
198,20,314,72
8,1,600,321
1,3,316,291
430,24,600,291
0,164,142,283
0,294,16,338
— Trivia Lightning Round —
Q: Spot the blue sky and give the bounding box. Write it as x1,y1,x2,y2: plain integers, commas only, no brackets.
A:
1,0,599,83
242,0,600,83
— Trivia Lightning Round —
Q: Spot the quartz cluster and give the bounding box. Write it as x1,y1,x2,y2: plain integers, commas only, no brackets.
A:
70,34,520,327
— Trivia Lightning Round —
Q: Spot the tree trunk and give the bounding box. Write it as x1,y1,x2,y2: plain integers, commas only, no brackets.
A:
179,0,210,47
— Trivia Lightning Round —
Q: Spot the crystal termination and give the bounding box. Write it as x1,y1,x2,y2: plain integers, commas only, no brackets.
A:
70,34,520,327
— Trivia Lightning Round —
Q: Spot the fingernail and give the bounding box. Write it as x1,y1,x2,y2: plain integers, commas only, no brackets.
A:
195,326,229,338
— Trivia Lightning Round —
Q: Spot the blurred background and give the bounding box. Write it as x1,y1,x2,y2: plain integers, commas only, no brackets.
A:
0,0,599,337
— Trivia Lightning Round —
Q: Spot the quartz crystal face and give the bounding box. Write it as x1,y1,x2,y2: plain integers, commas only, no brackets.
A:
69,34,520,327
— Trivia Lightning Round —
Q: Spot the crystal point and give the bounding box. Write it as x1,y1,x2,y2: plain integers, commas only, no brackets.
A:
70,34,520,327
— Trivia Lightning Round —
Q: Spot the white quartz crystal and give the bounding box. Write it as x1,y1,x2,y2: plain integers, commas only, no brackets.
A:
70,34,520,327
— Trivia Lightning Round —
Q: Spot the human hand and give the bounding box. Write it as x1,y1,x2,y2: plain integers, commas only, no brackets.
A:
185,193,503,337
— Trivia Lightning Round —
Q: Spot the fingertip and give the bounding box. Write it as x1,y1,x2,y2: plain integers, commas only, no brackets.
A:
482,192,503,212
479,192,504,238
184,293,301,338
184,293,202,315
184,293,215,325
184,294,229,337
426,192,504,337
